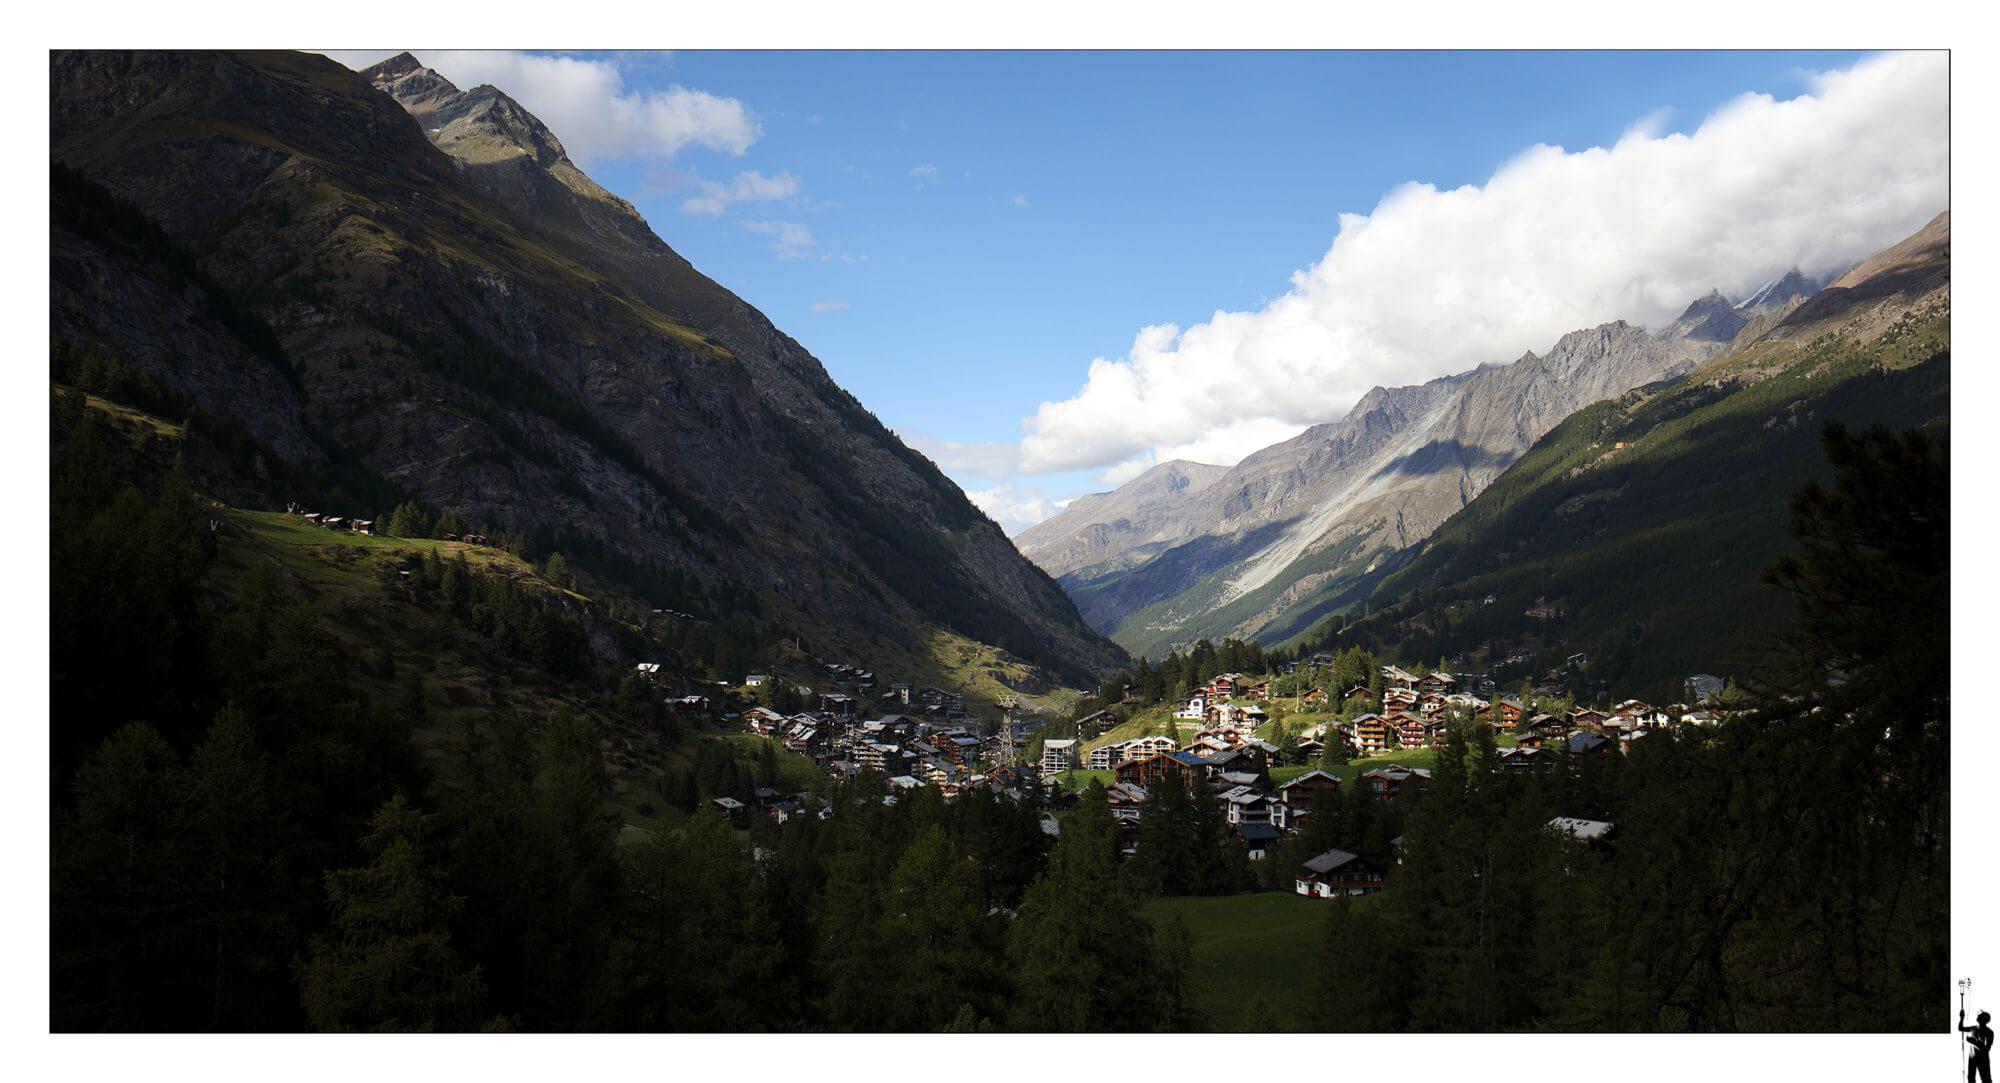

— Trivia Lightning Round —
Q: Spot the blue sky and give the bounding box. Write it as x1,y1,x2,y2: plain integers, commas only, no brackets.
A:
327,48,1948,532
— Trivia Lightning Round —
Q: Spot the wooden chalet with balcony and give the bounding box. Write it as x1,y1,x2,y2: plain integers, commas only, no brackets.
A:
1296,848,1386,897
1351,714,1396,756
1280,769,1342,826
1114,751,1213,790
1380,665,1419,690
1417,672,1457,697
1358,764,1431,802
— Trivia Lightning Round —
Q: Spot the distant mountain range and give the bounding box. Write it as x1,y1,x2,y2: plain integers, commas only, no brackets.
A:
50,50,1125,687
1019,270,1832,660
1307,212,1948,702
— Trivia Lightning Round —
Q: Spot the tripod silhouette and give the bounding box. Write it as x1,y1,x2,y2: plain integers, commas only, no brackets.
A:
1961,1008,1993,1083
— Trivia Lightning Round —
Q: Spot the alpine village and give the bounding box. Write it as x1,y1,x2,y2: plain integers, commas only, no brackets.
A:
49,50,1948,1038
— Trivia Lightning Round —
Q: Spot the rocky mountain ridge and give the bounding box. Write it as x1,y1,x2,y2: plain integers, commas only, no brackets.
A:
1021,279,1819,660
49,49,1124,686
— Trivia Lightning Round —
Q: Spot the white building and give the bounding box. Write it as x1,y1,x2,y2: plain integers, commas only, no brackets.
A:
1041,738,1079,779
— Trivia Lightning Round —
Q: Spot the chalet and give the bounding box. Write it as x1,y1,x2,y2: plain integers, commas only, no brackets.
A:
1175,695,1212,720
1246,679,1274,700
1299,688,1329,707
744,674,770,688
1114,751,1213,790
1416,672,1457,697
1296,848,1386,897
1446,692,1488,712
1497,746,1551,772
1382,687,1420,714
819,693,857,718
1529,713,1568,738
919,689,965,718
856,741,905,773
1569,708,1611,731
1235,822,1282,861
1075,709,1117,739
1203,674,1245,698
1382,714,1420,749
1218,786,1282,828
1616,729,1650,756
1380,665,1419,690
634,662,662,679
1226,704,1268,726
917,759,954,786
1612,699,1653,722
1202,747,1260,775
1343,685,1375,707
1531,671,1568,696
1417,692,1447,717
710,796,747,826
780,722,822,755
744,706,786,736
1351,714,1396,756
1358,764,1431,802
1104,781,1149,822
1565,732,1614,766
940,733,983,764
1280,770,1342,825
670,695,709,716
349,519,375,535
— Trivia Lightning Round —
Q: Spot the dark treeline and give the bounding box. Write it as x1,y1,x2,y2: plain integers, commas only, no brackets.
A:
1305,422,1946,1030
50,383,1198,1031
52,370,1946,1031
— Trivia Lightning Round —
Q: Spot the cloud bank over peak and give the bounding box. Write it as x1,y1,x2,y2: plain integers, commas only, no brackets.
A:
1014,51,1948,478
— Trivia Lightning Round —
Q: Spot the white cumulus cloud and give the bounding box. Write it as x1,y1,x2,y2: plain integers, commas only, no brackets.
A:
741,219,814,260
962,483,1065,537
810,300,850,313
1015,51,1949,477
323,50,760,168
679,169,801,215
909,163,940,187
897,431,1021,485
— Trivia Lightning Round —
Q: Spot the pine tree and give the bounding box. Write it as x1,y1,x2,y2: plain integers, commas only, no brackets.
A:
298,796,489,1031
1007,782,1161,1031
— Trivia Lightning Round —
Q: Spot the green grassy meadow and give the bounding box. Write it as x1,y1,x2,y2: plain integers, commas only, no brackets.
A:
1143,891,1357,1030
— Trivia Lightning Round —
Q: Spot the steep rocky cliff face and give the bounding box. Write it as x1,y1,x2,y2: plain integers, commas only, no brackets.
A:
49,50,1124,685
1014,459,1227,582
1022,298,1748,660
